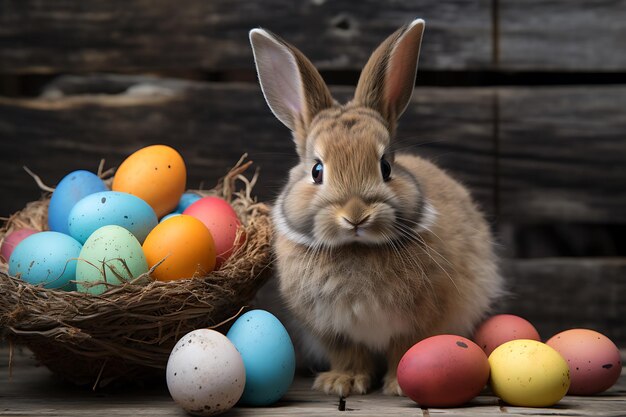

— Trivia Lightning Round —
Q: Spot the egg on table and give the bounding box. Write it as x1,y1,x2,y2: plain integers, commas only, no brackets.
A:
48,170,108,235
397,334,490,407
473,314,541,356
112,145,186,218
167,329,245,416
546,328,622,395
75,225,148,295
226,310,296,406
489,339,570,407
8,231,82,290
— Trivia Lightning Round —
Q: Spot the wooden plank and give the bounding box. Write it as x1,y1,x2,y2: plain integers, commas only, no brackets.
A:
497,86,626,223
0,74,496,219
0,0,492,73
498,258,626,345
499,0,626,71
0,346,624,416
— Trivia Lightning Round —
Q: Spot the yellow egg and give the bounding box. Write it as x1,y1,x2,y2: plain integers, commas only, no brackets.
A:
489,339,570,407
112,145,186,218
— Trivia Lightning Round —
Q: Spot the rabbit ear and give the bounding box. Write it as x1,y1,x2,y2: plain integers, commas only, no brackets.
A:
249,29,334,134
354,19,425,131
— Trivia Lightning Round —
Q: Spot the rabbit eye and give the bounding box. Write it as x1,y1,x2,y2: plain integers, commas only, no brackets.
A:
312,161,324,184
381,158,391,181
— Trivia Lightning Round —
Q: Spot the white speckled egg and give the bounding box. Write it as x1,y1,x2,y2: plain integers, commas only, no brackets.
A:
166,329,245,416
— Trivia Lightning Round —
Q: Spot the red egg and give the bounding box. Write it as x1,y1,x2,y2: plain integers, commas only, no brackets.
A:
473,314,540,356
1,228,38,263
397,335,490,407
546,329,622,395
183,196,245,268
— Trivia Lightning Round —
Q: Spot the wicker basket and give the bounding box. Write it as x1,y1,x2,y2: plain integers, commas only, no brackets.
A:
0,156,273,387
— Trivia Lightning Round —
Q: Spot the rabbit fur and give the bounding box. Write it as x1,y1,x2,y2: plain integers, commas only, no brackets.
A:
249,19,504,397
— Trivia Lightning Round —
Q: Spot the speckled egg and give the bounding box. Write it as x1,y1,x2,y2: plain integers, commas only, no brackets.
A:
167,329,245,416
489,339,570,407
68,191,158,244
397,335,490,407
75,225,148,295
546,329,622,395
112,145,186,218
8,231,82,290
48,170,108,235
226,310,296,406
473,314,541,356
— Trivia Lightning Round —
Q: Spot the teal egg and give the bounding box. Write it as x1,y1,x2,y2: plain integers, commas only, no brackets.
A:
8,231,82,290
68,191,158,244
226,310,295,406
76,225,148,295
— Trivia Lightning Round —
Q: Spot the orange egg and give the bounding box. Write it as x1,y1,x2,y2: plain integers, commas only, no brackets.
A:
112,145,186,218
143,215,216,281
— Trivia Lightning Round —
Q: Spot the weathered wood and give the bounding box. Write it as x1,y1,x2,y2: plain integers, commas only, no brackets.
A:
0,346,624,416
497,86,626,223
0,0,492,74
499,0,626,71
499,258,626,344
0,74,496,219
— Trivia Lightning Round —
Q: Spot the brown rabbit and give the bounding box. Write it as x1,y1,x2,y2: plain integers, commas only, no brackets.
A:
249,19,503,397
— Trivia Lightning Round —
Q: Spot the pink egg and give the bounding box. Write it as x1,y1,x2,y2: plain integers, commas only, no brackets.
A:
1,228,38,263
546,329,622,395
397,335,490,407
183,196,245,268
473,314,540,356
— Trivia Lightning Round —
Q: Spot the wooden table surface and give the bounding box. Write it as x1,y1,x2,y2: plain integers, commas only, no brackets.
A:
0,346,624,417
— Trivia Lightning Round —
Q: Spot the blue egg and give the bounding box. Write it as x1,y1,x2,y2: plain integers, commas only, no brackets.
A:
226,310,295,406
159,212,181,223
48,170,108,235
68,191,158,244
9,231,82,290
175,192,202,213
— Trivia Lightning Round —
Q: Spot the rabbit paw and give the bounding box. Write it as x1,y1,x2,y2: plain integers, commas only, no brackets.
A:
313,371,371,397
382,375,404,396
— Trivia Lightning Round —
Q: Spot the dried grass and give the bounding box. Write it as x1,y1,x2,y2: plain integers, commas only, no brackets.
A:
0,155,273,387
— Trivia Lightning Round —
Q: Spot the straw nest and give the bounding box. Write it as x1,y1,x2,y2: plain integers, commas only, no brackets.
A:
0,156,273,388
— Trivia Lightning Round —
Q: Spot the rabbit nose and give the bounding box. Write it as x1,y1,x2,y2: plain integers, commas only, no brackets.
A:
340,197,370,229
342,215,371,228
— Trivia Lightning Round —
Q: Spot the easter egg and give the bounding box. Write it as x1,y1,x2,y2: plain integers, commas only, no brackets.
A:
167,329,245,416
175,192,202,213
112,145,186,218
397,335,490,407
48,170,108,234
546,329,622,395
142,215,216,281
1,228,38,263
489,339,570,407
160,213,181,223
226,310,296,406
68,191,158,244
473,314,541,356
183,196,244,268
75,225,148,295
8,231,82,290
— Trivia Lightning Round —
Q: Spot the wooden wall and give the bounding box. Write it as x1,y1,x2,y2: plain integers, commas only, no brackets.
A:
1,1,625,344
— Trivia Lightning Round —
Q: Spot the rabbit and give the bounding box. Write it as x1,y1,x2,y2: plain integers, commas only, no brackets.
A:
249,19,504,397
